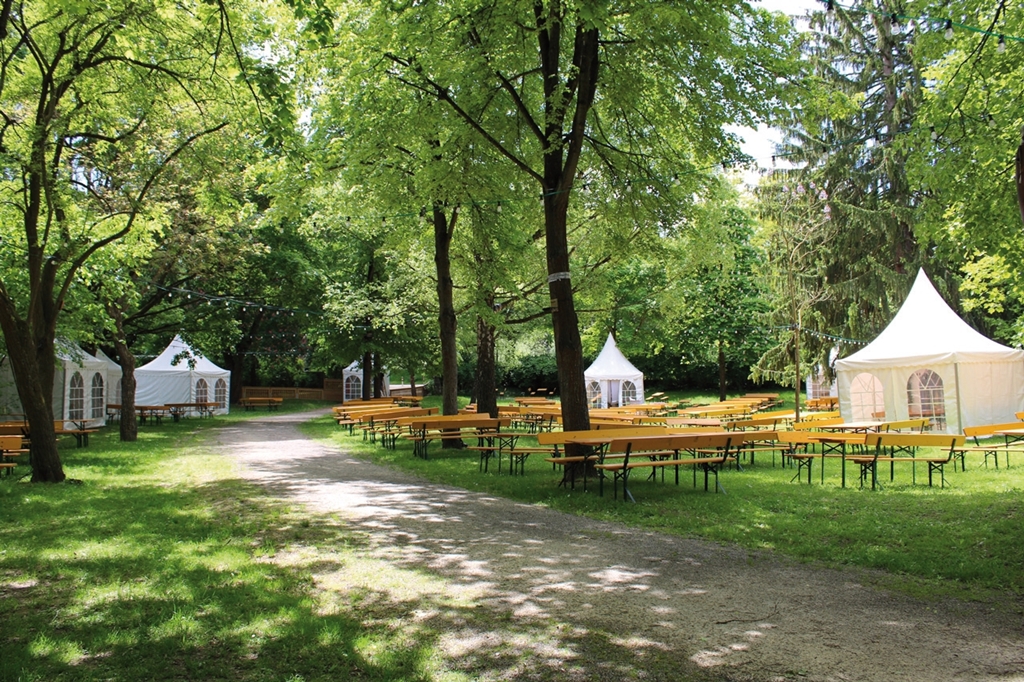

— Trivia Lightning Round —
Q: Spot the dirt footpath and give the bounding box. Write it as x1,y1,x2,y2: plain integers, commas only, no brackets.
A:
214,411,1024,681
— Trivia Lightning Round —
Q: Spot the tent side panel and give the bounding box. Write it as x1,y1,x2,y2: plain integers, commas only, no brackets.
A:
956,360,1024,430
135,372,194,407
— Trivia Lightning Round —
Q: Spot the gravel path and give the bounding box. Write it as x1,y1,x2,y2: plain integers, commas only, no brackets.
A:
214,410,1024,681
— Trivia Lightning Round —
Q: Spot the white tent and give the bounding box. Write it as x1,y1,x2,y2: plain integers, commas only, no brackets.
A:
0,341,110,426
584,333,645,408
94,349,123,406
342,360,390,401
135,335,230,414
835,269,1024,433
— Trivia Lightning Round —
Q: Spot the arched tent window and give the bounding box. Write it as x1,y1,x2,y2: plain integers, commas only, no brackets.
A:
850,373,884,421
215,379,227,408
907,369,945,431
69,372,84,420
196,378,209,403
345,375,361,401
91,373,104,418
621,380,638,404
586,381,602,406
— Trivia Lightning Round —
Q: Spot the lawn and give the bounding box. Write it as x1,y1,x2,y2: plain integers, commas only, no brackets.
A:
0,401,488,681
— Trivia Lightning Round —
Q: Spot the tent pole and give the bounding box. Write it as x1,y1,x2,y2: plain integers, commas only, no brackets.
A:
954,363,963,434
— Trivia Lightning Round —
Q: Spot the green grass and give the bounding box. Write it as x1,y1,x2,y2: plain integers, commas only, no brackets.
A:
307,392,1024,601
0,403,531,682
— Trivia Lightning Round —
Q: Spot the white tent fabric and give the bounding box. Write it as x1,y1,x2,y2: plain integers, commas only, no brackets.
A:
55,343,110,427
584,333,645,409
0,341,109,426
835,269,1024,433
94,349,123,405
135,336,230,414
342,360,390,401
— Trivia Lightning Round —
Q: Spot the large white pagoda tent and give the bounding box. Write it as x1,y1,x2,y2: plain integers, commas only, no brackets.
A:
835,269,1024,433
135,335,230,414
584,333,645,408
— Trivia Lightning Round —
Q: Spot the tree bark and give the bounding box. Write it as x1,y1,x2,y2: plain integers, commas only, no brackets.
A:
433,206,460,418
718,339,727,402
373,351,384,398
475,310,498,417
108,302,138,442
536,18,599,446
0,313,63,482
361,350,372,401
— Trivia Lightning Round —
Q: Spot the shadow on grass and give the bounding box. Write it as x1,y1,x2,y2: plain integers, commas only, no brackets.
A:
1,423,726,682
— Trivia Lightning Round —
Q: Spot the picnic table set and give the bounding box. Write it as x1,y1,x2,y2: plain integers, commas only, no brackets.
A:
330,392,1022,501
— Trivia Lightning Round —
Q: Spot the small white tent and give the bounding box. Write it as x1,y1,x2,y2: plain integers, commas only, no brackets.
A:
342,360,390,401
135,336,230,414
835,269,1024,433
584,333,645,409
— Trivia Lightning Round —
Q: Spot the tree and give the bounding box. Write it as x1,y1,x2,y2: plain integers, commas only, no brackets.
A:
0,1,251,481
754,176,836,419
346,0,796,436
905,0,1024,344
767,2,928,358
662,180,771,401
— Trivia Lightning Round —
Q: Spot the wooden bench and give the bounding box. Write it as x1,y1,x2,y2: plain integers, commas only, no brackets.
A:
357,407,438,448
537,427,657,489
776,431,823,483
333,404,405,433
791,417,845,431
594,433,737,501
956,422,1024,470
399,415,512,459
240,397,283,411
55,421,99,447
0,435,29,475
852,433,966,489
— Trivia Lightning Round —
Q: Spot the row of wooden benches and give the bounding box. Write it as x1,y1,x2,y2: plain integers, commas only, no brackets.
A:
331,404,973,499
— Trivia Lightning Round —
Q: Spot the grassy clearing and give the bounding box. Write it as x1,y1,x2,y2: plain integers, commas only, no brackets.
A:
305,391,1024,601
1,402,569,682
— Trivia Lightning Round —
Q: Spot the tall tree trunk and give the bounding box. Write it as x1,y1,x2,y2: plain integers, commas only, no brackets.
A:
0,292,61,481
475,310,498,417
373,351,384,398
108,302,138,442
433,206,460,418
0,314,63,482
718,339,727,402
536,20,599,448
361,350,372,401
408,367,417,397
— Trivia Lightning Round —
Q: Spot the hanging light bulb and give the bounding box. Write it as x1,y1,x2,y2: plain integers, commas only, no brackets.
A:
930,126,938,141
998,35,1006,53
496,202,502,214
944,20,954,40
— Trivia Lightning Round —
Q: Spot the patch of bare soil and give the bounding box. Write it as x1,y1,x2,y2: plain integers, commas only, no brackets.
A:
214,411,1024,681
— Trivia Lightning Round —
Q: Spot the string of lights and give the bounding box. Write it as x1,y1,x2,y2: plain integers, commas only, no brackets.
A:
155,283,325,318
